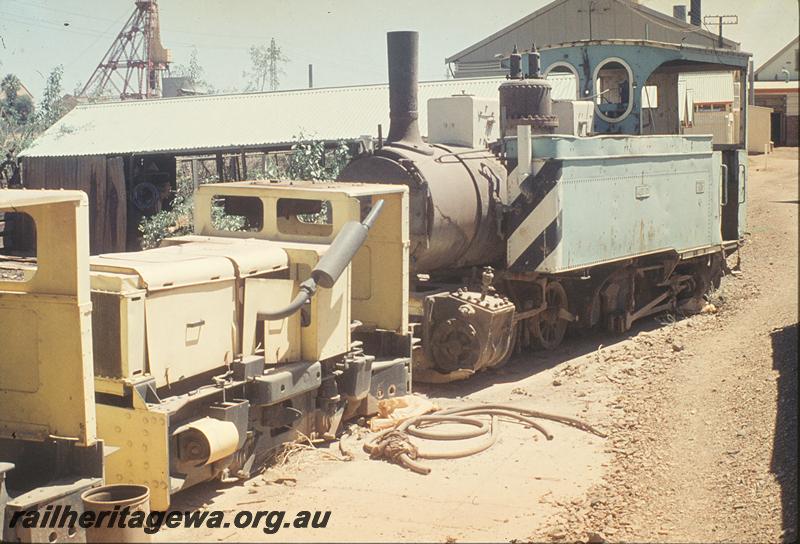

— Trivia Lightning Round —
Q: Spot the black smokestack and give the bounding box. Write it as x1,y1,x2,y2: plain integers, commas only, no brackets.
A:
386,31,423,147
689,0,701,26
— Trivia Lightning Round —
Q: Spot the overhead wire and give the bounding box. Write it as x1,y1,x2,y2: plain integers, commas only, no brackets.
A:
64,8,132,70
1,0,121,24
1,3,419,90
0,11,112,39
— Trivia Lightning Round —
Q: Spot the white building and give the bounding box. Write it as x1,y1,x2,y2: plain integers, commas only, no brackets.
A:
754,37,799,146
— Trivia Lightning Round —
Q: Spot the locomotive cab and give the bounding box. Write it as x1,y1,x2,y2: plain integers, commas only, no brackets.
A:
535,39,751,241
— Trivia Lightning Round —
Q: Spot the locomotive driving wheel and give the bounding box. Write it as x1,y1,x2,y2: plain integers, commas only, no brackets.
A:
530,281,569,350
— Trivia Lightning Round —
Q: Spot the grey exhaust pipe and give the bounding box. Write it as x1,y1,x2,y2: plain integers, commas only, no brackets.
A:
257,200,384,321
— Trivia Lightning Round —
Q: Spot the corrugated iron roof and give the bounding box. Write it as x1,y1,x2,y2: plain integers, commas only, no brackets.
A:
20,78,510,158
445,0,738,64
681,72,735,104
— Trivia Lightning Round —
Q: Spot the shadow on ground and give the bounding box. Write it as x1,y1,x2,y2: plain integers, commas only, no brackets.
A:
416,316,668,399
770,323,798,543
167,314,694,513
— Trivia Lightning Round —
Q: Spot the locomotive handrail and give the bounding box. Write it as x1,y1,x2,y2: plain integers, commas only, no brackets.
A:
738,163,747,204
721,164,729,206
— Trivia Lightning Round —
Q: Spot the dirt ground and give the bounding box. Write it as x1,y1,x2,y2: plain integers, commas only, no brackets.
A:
159,147,798,543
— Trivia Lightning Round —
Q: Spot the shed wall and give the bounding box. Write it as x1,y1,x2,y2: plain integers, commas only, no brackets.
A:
747,106,772,153
755,39,799,82
21,156,127,254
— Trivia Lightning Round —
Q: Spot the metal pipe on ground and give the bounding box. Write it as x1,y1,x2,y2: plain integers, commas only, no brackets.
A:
364,403,607,474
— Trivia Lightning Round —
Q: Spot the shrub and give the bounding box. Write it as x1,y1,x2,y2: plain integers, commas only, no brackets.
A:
138,134,351,249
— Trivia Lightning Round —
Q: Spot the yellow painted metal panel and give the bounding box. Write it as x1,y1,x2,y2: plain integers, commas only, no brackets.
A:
156,237,291,356
307,264,350,361
91,249,235,292
91,290,147,380
96,403,170,511
193,181,408,338
159,237,288,277
350,190,409,334
242,278,301,362
145,281,236,387
351,247,372,301
0,192,96,446
283,250,350,362
0,307,38,392
0,294,96,443
89,270,142,293
120,293,147,377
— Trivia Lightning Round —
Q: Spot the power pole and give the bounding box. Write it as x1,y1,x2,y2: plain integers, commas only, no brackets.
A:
79,0,171,100
703,14,738,47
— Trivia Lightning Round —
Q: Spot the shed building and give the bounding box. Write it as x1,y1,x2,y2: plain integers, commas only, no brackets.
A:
15,78,506,254
754,36,799,83
754,37,799,147
446,0,739,78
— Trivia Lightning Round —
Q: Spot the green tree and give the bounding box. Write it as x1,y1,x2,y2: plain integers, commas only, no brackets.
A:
172,47,213,92
1,66,72,159
139,134,351,249
1,74,34,123
287,132,351,181
38,65,67,128
244,38,289,91
1,74,35,158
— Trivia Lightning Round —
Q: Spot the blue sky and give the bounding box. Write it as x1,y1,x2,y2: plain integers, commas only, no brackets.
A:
0,0,797,98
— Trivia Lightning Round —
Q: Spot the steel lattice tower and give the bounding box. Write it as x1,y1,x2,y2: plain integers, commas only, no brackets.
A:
79,0,171,100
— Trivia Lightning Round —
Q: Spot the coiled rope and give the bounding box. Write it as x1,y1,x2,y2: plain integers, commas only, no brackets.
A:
364,403,606,474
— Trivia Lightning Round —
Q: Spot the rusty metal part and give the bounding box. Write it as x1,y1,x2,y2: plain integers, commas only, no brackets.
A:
530,281,570,349
384,31,429,154
364,403,606,474
430,318,480,370
499,75,558,136
422,288,515,374
339,142,507,273
338,30,508,273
